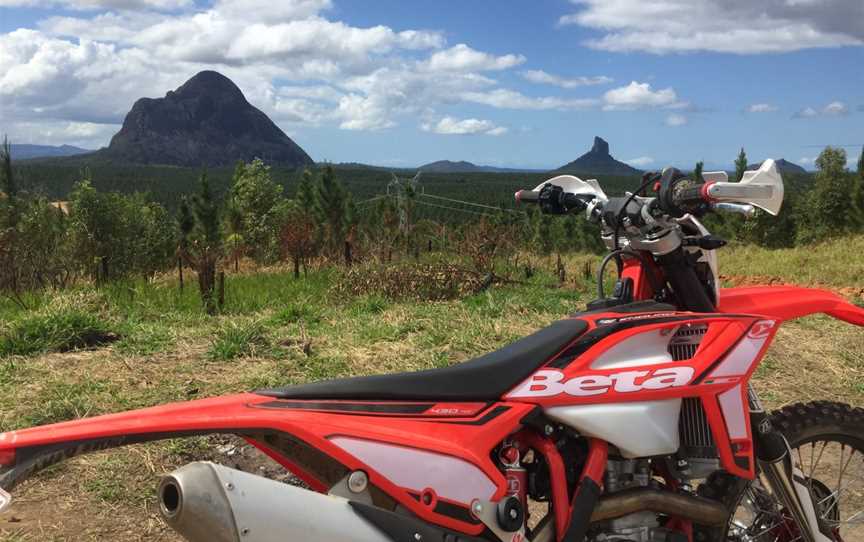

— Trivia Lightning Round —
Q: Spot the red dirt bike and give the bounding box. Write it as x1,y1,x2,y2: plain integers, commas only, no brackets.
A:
2,160,863,542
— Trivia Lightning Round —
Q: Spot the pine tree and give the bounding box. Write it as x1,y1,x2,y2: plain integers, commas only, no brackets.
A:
694,161,704,183
859,146,864,176
178,174,223,314
849,146,864,231
224,197,245,272
797,147,849,243
0,137,17,200
312,166,351,261
296,169,317,210
228,158,284,262
734,148,748,182
279,200,316,279
0,137,22,304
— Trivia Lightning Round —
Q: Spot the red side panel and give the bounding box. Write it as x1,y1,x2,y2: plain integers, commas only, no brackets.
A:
720,286,864,326
0,394,534,536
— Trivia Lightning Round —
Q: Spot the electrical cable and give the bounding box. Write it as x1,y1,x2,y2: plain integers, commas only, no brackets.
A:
418,192,523,213
596,249,623,300
613,175,656,251
413,199,495,217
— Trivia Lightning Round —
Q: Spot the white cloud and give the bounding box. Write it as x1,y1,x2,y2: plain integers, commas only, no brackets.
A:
461,88,598,110
603,81,679,110
421,116,507,136
222,20,443,64
799,157,815,166
746,103,778,113
426,43,524,72
39,12,165,41
559,0,864,54
793,106,819,119
0,0,190,9
625,156,654,167
2,1,535,141
337,93,396,130
665,113,688,126
793,101,850,118
332,67,497,130
5,119,119,148
520,69,612,88
213,0,332,22
822,101,849,116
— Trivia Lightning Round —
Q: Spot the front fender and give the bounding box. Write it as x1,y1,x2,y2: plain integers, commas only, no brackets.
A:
719,286,864,326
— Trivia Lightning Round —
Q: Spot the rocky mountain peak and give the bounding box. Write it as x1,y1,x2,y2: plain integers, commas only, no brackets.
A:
590,136,610,156
102,71,313,168
171,71,246,103
556,136,641,176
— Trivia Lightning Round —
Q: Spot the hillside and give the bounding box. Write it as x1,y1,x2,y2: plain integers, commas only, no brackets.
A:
748,158,807,175
100,71,313,168
418,160,538,173
10,144,91,160
556,136,642,176
1,237,861,541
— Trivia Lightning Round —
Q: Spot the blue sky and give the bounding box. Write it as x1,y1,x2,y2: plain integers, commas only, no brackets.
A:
1,0,862,170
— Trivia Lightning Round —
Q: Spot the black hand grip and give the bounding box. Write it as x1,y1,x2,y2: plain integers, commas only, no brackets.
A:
515,189,539,203
563,193,588,212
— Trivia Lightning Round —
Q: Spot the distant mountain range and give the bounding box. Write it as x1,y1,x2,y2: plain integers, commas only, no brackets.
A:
11,144,91,160
417,160,542,173
7,71,812,176
747,158,807,175
556,137,642,176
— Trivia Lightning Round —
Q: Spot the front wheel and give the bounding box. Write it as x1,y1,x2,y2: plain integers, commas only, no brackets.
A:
696,401,864,542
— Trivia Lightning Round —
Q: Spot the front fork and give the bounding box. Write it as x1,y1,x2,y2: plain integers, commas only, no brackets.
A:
750,389,834,542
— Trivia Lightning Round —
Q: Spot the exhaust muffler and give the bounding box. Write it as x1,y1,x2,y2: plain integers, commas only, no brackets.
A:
158,462,392,542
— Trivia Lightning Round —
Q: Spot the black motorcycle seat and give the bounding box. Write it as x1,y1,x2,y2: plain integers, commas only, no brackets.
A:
255,318,588,401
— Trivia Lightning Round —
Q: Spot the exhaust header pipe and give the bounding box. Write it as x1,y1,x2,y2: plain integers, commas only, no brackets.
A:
158,462,392,542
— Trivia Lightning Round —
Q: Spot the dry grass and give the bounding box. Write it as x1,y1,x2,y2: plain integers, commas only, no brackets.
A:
0,240,862,540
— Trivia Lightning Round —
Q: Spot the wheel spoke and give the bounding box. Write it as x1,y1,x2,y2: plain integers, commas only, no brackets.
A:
717,408,864,542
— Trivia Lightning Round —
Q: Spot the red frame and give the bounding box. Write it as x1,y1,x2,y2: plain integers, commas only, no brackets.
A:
1,280,862,540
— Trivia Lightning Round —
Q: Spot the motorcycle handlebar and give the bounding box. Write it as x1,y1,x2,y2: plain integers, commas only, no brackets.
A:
514,189,539,203
670,184,707,208
515,185,593,215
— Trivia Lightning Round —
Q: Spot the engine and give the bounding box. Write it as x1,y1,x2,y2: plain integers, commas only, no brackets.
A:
588,394,721,542
587,458,684,542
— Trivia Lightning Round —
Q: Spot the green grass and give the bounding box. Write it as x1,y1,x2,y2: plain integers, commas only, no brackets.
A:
0,308,116,356
207,319,275,361
114,321,174,355
721,236,864,286
0,239,861,541
14,380,113,429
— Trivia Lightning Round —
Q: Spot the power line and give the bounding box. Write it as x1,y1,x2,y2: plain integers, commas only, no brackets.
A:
418,192,522,213
413,199,496,217
356,194,390,205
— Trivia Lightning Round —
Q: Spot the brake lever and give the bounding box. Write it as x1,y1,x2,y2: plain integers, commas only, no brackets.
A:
711,202,756,217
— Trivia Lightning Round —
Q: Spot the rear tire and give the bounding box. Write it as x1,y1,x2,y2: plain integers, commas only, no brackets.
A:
695,401,864,542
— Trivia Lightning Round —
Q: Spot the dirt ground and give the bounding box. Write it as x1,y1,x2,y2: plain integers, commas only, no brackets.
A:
1,282,862,541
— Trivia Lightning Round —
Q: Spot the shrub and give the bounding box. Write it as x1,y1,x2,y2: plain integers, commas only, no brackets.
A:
271,302,321,325
0,309,117,356
208,320,271,361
